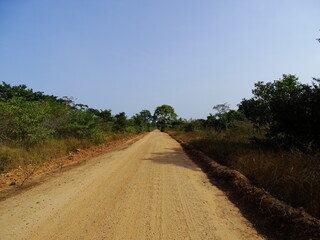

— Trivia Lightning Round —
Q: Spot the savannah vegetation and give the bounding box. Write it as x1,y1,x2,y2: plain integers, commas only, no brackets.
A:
0,82,159,173
1,75,319,219
169,74,320,219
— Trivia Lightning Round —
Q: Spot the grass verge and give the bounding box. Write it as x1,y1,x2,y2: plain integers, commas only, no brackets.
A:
169,130,320,219
0,132,144,188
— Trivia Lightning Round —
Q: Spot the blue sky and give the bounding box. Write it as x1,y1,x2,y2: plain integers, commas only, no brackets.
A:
1,0,320,119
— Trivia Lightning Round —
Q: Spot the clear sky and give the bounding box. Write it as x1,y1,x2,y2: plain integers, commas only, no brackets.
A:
1,0,320,119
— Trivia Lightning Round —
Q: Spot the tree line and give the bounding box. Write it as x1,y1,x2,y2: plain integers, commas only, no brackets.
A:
0,82,179,147
163,75,320,152
2,74,320,152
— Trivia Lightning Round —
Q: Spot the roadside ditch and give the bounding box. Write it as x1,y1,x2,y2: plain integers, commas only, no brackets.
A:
169,133,320,240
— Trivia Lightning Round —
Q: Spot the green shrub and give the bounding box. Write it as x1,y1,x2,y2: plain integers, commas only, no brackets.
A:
0,97,54,146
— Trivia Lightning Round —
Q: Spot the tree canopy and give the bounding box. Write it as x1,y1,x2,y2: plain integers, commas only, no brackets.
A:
239,74,320,150
0,82,155,146
153,105,177,131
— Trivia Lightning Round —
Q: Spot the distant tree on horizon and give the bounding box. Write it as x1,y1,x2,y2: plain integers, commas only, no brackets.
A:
153,105,177,131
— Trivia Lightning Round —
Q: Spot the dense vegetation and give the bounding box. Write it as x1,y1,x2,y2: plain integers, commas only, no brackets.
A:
239,74,320,151
169,75,320,152
169,75,320,218
0,82,159,172
0,82,156,147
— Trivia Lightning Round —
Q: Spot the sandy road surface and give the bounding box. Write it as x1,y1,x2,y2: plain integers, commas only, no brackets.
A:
0,131,264,240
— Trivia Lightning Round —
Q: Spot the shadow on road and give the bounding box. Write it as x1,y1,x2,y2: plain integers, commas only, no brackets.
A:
143,145,279,240
142,147,202,172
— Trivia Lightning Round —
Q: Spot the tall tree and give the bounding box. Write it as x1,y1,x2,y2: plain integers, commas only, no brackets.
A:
239,74,320,150
113,112,127,132
139,110,153,124
153,105,177,131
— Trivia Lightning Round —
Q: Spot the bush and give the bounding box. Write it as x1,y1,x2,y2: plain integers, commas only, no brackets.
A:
239,75,320,151
0,97,54,146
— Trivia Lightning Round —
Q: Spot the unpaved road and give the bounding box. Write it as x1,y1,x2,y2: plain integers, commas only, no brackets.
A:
0,131,265,240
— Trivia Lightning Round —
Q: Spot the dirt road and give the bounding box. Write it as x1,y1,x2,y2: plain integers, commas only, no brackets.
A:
0,131,265,240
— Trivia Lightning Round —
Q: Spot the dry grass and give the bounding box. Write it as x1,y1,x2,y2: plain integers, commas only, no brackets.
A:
0,132,136,174
170,130,320,219
0,138,89,173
